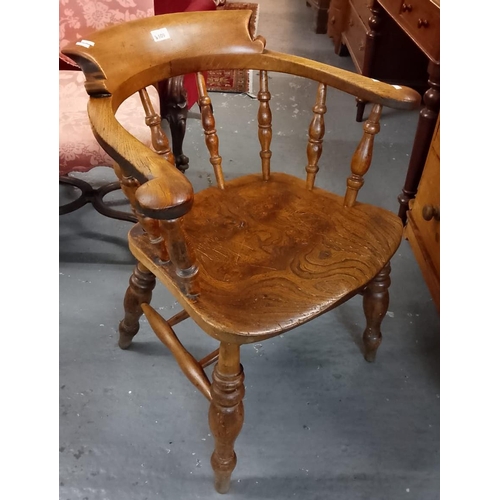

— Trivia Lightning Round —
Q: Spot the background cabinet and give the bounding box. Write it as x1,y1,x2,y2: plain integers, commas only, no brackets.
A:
404,116,440,309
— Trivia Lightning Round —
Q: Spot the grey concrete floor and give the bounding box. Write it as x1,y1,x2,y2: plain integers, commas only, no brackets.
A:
59,1,440,498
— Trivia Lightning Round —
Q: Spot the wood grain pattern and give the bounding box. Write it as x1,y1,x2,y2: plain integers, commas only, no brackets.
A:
128,173,402,343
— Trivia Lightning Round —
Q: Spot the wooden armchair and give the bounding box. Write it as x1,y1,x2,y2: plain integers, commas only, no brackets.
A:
62,10,420,494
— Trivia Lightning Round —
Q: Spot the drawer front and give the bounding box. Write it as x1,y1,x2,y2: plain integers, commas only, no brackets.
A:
409,122,440,275
379,0,440,61
342,5,368,73
351,0,371,27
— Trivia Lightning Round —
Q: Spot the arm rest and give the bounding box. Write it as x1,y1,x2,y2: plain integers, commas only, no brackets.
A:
88,96,194,220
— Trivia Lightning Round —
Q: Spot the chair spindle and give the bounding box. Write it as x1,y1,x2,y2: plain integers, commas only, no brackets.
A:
305,83,327,190
344,104,383,207
196,72,225,189
159,219,200,298
138,88,176,165
257,70,272,180
141,303,212,401
113,166,170,262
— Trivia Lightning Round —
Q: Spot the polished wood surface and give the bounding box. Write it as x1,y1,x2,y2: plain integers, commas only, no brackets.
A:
129,173,403,342
62,10,420,493
404,116,439,309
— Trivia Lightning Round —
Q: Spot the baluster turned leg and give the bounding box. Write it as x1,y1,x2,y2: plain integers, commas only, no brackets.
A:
118,262,156,349
158,77,190,172
209,342,245,494
362,263,391,362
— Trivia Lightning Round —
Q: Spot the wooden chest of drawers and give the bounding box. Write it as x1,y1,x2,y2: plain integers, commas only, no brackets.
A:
328,0,429,87
380,0,440,61
404,116,440,309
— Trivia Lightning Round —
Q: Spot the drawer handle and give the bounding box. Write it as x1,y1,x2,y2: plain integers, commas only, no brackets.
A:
402,3,413,12
417,18,429,28
422,204,440,221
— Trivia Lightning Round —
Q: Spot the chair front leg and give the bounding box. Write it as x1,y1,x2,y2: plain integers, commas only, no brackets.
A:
158,76,189,172
362,262,391,362
118,262,156,349
209,342,245,494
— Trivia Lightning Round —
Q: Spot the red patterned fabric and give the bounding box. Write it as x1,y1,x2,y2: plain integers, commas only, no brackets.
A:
153,0,216,14
59,71,160,175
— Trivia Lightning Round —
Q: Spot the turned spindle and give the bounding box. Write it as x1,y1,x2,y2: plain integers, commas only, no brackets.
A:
362,263,391,362
209,342,245,494
196,72,225,189
142,303,212,400
344,104,383,207
159,219,199,298
138,88,176,165
258,70,272,181
305,83,327,190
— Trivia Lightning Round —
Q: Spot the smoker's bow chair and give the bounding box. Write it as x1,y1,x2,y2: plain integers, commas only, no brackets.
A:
62,10,420,494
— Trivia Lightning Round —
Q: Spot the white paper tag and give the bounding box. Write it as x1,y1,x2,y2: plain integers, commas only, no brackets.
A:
151,27,170,42
76,39,95,48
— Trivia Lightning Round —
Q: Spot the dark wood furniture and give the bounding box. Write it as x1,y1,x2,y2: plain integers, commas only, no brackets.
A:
306,0,331,33
404,115,439,309
62,10,420,494
327,0,439,222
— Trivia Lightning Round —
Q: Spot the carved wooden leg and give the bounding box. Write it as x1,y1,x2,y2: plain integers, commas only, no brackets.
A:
398,60,440,222
158,77,189,172
118,262,156,349
209,342,245,494
362,263,391,362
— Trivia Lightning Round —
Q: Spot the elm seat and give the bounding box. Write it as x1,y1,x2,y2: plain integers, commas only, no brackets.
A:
129,173,403,341
62,9,420,494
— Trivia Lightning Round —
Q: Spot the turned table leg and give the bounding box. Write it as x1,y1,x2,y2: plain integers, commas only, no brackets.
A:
158,76,190,172
118,262,156,349
362,263,391,362
209,342,245,494
398,60,440,222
